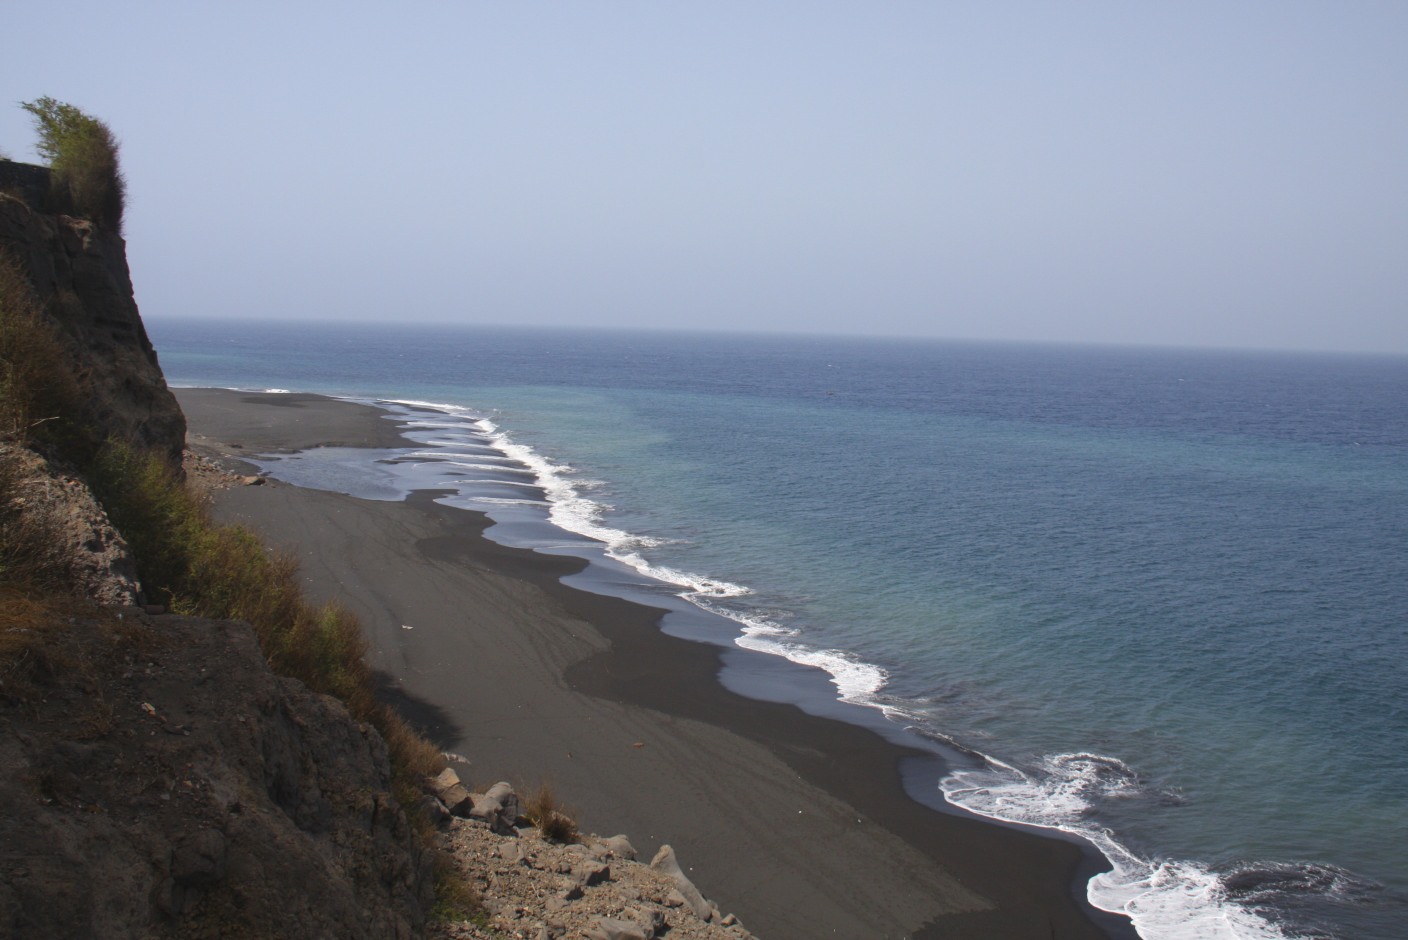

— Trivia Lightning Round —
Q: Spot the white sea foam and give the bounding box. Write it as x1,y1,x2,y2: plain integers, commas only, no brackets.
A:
384,398,469,413
942,756,1294,940
379,398,1311,939
442,462,537,475
375,397,1310,940
438,454,520,464
373,397,1321,940
698,599,891,703
469,497,548,507
749,636,891,703
448,480,542,492
378,398,896,712
409,446,515,459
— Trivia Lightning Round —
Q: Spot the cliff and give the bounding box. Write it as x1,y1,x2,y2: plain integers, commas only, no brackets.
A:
0,609,433,938
0,156,751,940
0,162,185,464
0,162,434,936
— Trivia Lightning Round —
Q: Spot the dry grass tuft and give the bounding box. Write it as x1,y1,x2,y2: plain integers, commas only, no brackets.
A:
523,781,580,844
86,440,446,806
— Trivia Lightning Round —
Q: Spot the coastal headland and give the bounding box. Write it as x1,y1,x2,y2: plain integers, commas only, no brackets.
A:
179,387,1130,940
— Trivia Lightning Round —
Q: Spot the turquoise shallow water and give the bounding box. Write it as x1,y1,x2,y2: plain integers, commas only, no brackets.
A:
151,320,1408,939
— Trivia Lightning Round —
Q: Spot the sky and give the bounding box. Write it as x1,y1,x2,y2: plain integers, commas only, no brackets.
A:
2,2,1406,354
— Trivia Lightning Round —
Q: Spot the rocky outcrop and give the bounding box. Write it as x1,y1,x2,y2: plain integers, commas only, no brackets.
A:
427,775,753,940
0,181,185,464
0,442,141,606
0,609,433,938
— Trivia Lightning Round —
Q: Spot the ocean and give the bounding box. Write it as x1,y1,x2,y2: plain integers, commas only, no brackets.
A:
149,319,1408,940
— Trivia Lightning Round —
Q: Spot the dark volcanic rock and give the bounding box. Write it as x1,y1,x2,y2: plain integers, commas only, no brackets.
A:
0,611,433,939
0,185,185,464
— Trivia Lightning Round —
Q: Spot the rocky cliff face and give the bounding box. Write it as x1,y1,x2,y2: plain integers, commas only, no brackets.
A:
0,609,433,938
0,163,433,936
0,442,141,606
0,171,185,464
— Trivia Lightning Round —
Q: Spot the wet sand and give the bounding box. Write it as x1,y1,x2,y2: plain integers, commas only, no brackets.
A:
178,388,1130,940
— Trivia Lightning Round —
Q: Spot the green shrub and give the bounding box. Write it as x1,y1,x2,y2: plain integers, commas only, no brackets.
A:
20,97,126,233
85,441,446,800
86,442,204,605
523,781,579,843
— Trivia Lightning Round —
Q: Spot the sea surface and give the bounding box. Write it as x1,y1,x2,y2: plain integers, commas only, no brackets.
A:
149,319,1408,940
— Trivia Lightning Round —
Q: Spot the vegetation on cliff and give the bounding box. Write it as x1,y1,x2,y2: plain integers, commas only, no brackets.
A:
0,250,94,592
87,443,447,799
19,97,126,233
1,102,460,934
1,239,442,817
7,96,747,939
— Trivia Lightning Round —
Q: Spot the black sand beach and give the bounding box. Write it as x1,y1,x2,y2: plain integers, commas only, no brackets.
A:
178,388,1130,940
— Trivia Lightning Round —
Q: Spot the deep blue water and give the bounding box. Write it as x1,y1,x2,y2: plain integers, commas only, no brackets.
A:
150,319,1408,939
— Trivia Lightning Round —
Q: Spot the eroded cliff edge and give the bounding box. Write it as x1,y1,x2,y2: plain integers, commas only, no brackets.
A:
0,165,434,937
0,607,432,938
0,164,185,464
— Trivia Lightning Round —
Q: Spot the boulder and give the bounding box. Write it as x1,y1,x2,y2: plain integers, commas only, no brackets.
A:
585,916,650,940
649,845,714,922
469,781,519,834
593,834,637,860
440,784,474,817
575,861,611,887
431,767,462,795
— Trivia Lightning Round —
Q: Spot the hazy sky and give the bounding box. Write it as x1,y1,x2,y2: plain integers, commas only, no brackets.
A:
3,2,1405,353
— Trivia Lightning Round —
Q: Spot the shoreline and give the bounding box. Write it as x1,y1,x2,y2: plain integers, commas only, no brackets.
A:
178,387,1133,940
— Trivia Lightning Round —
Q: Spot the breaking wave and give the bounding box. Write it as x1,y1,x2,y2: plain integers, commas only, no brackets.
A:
380,397,1345,940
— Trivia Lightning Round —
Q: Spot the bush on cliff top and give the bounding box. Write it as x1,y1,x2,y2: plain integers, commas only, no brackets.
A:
20,97,126,234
